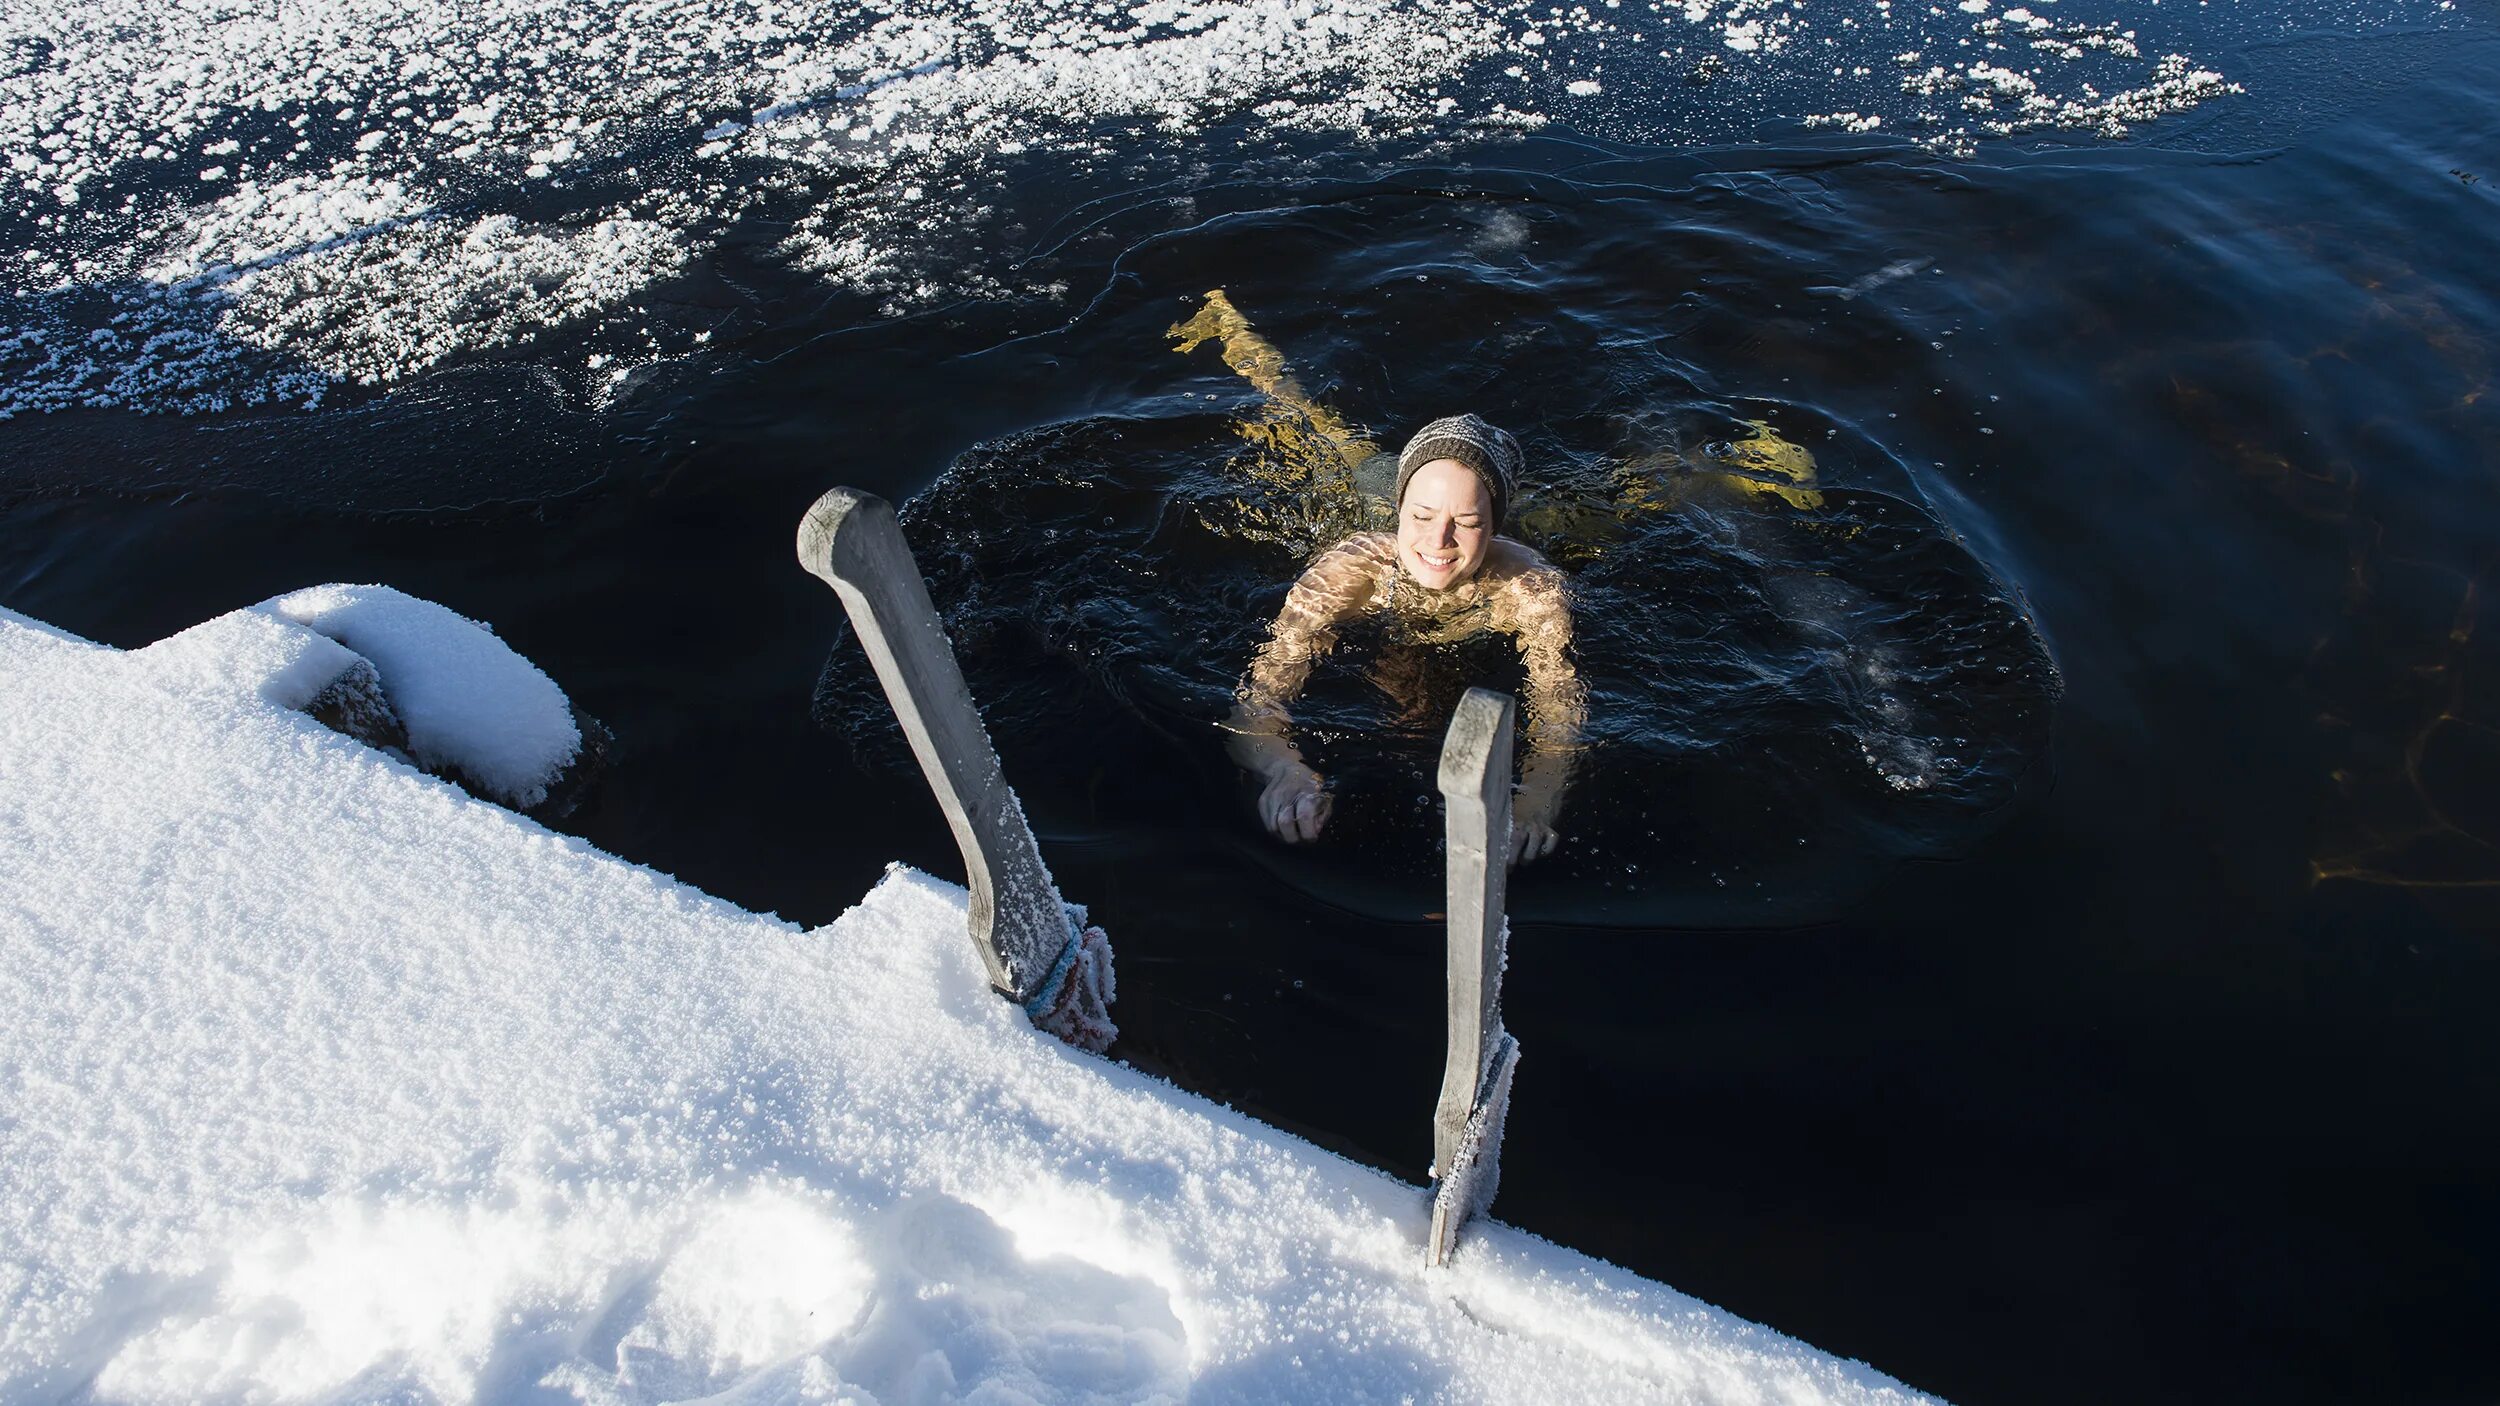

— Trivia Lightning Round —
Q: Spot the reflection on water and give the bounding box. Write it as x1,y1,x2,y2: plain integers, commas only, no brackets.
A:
2309,547,2495,899
2104,204,2500,907
2288,249,2500,906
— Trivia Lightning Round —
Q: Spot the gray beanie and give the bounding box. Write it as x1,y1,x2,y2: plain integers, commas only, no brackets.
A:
1395,414,1521,533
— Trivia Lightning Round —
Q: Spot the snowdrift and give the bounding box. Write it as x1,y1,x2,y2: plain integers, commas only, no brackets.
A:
0,594,1936,1405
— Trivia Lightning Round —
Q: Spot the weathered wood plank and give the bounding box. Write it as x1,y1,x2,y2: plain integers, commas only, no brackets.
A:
1429,1030,1518,1267
797,487,1072,1003
1428,687,1517,1267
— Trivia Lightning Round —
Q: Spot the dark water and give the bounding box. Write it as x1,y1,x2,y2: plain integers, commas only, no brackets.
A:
8,15,2500,1406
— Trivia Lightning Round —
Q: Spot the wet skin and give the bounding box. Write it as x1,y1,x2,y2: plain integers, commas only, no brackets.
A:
1393,458,1492,588
1249,459,1567,864
1260,461,1492,848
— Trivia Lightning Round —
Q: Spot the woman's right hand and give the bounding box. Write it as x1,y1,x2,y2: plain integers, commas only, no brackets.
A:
1258,761,1333,844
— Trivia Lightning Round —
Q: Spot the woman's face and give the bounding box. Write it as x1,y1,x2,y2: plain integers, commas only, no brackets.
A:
1395,458,1493,590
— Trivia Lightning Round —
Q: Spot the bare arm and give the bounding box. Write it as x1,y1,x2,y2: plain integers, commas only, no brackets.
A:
1226,536,1390,839
1501,564,1588,860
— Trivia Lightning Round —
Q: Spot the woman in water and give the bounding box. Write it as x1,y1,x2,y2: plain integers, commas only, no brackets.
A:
1223,413,1588,866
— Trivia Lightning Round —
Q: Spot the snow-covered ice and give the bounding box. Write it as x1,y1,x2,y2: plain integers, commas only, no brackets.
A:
4,0,2428,421
0,595,1941,1403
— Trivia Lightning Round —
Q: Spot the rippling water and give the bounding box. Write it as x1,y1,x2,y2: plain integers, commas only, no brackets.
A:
820,270,2063,927
6,3,2498,1402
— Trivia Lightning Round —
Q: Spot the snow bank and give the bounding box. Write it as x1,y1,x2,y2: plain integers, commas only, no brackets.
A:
0,597,1939,1405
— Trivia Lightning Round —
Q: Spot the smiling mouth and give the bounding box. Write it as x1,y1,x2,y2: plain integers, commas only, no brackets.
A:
1416,552,1459,570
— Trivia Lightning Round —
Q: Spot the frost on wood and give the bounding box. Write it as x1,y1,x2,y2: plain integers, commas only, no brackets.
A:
1025,921,1119,1053
1431,1030,1521,1268
799,485,1109,1034
1430,689,1519,1267
299,654,411,755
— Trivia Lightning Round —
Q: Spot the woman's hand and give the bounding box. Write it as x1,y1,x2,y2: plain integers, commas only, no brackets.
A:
1509,806,1562,866
1509,819,1560,866
1258,761,1334,844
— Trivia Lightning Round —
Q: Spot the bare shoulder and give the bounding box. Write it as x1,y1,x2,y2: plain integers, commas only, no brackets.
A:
1481,535,1555,576
1320,530,1399,569
1287,531,1396,609
1483,538,1571,604
1300,531,1395,585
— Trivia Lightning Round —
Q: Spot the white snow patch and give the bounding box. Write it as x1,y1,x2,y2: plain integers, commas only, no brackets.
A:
0,0,1521,416
221,211,690,386
0,598,1943,1405
259,583,581,808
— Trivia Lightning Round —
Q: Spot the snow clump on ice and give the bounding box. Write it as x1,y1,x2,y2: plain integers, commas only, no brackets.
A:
260,582,582,809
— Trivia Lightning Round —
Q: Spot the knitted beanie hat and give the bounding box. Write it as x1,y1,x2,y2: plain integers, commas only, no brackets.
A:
1395,414,1522,533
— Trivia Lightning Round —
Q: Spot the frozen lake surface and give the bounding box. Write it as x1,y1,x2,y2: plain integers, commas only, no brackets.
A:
4,1,2497,1401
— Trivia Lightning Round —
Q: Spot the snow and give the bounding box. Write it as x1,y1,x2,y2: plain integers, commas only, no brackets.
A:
3,0,2431,421
0,0,1520,418
260,583,581,808
0,594,1942,1404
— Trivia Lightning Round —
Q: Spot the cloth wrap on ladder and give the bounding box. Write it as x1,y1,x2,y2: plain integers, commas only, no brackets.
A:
1023,908,1118,1054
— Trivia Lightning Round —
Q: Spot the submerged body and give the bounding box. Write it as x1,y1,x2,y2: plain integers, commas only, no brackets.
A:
1226,527,1587,859
1217,413,1587,863
1172,292,1590,862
